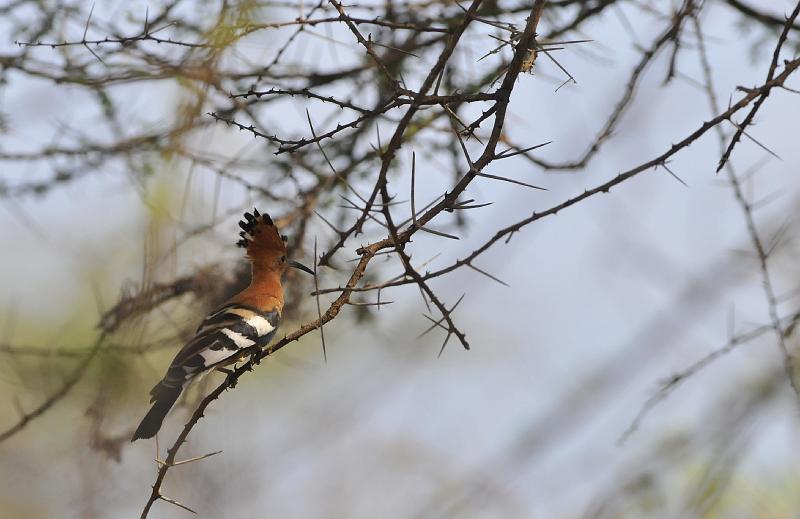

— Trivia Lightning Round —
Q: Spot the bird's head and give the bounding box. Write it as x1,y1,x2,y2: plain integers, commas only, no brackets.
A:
237,209,314,275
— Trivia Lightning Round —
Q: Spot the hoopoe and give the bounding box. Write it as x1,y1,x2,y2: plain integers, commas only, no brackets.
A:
131,209,313,441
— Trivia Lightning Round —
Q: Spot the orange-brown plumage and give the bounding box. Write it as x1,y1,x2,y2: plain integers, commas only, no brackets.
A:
234,209,290,313
234,274,284,314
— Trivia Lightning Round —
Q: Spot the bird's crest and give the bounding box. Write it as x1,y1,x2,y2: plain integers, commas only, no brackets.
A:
236,209,288,256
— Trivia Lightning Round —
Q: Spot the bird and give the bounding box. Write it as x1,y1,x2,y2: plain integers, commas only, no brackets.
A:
131,209,314,442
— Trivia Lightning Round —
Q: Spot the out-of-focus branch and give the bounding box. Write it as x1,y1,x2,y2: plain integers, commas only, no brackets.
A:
619,310,800,444
0,334,105,443
695,7,800,401
724,0,800,31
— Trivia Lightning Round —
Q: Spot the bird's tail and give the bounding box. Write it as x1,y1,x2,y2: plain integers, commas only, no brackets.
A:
131,382,182,442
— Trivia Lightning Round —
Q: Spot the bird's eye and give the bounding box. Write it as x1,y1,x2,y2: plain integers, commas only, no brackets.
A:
280,255,286,263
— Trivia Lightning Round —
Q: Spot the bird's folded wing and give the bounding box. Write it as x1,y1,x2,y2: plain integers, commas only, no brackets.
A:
155,304,280,394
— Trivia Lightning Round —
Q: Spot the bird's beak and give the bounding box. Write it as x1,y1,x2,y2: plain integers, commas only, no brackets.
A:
288,259,315,275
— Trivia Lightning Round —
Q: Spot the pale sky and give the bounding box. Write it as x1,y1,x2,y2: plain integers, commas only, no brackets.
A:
1,1,799,517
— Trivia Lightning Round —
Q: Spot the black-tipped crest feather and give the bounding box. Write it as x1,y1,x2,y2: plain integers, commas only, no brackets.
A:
236,208,280,248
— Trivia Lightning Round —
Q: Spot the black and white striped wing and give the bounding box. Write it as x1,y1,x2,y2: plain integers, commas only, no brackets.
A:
151,304,280,400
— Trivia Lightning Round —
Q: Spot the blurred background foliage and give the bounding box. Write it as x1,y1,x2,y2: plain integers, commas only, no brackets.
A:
1,0,800,517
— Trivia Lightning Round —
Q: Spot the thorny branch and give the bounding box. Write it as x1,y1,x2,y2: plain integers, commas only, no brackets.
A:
140,248,376,518
716,1,800,172
311,56,800,298
618,1,800,444
1,0,800,515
